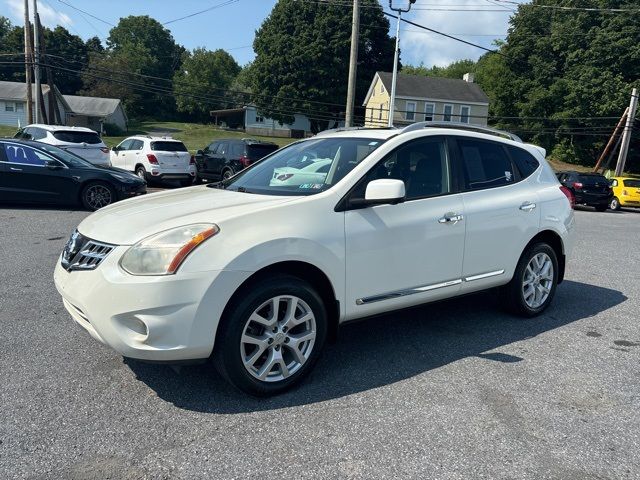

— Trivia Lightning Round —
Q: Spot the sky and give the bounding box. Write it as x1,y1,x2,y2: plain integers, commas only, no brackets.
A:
2,0,518,69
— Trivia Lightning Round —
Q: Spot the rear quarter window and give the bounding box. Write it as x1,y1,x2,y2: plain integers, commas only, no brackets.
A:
151,141,188,152
52,131,101,144
458,138,516,190
247,144,279,160
623,179,640,188
508,146,540,179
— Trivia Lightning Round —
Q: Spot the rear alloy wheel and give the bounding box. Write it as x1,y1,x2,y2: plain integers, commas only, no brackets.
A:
222,168,234,181
214,275,327,396
610,197,620,211
135,166,147,181
81,182,115,211
503,243,558,317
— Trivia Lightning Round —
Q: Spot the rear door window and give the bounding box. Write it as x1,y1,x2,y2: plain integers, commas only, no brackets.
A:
508,146,539,179
131,140,144,150
151,141,188,152
218,142,229,155
247,143,279,160
52,131,101,144
457,138,516,190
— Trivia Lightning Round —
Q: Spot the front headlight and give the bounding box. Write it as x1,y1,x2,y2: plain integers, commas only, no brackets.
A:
120,224,219,275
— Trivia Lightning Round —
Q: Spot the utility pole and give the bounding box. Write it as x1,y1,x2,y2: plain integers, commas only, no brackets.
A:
23,0,33,124
593,107,628,173
32,0,42,123
345,0,360,128
614,88,638,177
388,0,416,127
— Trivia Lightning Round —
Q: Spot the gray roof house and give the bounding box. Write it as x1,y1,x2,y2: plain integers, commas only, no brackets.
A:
0,80,127,133
363,71,490,127
63,95,128,132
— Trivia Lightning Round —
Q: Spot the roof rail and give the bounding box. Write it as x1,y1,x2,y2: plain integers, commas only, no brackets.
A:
400,121,522,143
314,126,398,137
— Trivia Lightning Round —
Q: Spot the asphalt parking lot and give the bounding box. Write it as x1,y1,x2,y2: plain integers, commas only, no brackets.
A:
1,205,639,479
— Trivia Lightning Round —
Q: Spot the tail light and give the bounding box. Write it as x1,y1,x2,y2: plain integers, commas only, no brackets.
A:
239,155,251,168
147,154,159,165
189,155,195,165
100,147,109,154
572,182,583,190
560,186,575,209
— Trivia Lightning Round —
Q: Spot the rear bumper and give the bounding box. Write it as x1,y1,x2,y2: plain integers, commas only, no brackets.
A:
619,198,640,207
574,192,612,206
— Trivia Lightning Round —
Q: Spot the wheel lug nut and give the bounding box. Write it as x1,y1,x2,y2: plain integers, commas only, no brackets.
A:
282,327,288,333
275,345,280,351
272,327,277,333
284,338,289,343
268,338,273,344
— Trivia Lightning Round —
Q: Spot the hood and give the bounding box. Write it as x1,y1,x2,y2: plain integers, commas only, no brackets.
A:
77,186,296,245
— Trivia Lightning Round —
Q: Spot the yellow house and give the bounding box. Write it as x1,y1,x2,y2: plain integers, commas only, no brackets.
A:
363,71,490,127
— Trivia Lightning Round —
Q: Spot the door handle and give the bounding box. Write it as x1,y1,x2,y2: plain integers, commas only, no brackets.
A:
520,202,537,212
439,213,464,224
10,167,22,172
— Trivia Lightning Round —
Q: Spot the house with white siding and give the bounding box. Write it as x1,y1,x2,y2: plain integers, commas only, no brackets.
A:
0,81,127,133
363,72,490,128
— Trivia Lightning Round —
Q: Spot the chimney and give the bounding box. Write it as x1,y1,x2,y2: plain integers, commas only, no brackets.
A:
463,73,475,83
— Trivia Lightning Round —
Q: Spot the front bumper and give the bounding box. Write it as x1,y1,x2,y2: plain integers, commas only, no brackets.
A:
54,246,250,361
117,183,147,200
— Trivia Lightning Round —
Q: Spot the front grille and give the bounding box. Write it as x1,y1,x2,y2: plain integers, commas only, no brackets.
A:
61,230,115,272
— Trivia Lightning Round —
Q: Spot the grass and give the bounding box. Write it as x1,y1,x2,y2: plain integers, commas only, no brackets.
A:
0,121,296,152
103,121,297,151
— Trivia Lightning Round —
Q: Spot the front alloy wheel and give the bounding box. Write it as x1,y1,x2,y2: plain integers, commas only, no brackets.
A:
240,296,316,382
610,197,620,211
81,182,114,211
214,275,327,396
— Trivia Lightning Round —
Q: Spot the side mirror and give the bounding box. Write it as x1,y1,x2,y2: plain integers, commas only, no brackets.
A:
196,149,204,156
111,146,118,152
45,159,63,170
350,179,406,208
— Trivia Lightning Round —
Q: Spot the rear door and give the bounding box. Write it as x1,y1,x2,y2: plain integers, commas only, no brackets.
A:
129,139,145,171
200,142,219,176
454,136,540,292
214,141,230,177
0,142,77,204
52,130,107,165
150,141,190,173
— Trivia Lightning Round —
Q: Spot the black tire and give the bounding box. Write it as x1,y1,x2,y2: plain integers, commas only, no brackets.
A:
193,173,203,185
502,242,559,317
594,205,607,212
135,165,147,181
179,178,193,187
214,274,327,396
221,168,234,181
610,197,620,211
80,181,116,211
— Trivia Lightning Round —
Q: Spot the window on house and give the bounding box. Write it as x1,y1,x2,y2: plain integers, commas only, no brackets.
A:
460,105,471,124
405,102,416,121
5,102,15,112
378,104,383,120
256,114,264,123
443,104,453,122
380,83,384,94
15,103,24,113
424,103,435,122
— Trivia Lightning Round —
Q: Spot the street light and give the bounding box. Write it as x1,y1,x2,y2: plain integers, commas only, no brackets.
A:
388,0,416,127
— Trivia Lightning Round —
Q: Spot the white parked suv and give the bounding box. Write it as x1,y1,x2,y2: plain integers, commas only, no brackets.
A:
110,136,195,186
54,123,575,396
14,124,110,167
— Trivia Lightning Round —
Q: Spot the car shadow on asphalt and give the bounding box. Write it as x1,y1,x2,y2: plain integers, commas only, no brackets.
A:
124,280,626,412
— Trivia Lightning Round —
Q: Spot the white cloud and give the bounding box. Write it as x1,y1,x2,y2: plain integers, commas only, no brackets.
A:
391,0,513,68
5,0,73,28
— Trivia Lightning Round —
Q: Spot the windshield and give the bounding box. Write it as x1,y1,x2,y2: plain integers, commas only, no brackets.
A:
52,131,102,144
37,143,95,168
623,179,640,188
151,141,188,152
219,137,385,196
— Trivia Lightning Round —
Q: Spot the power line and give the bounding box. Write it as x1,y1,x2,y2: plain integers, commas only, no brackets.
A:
492,0,640,13
56,0,116,27
162,0,241,25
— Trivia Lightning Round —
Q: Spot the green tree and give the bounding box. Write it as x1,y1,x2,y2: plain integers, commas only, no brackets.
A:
173,48,241,121
479,0,640,167
251,0,395,131
83,16,185,119
43,26,89,94
0,19,25,83
402,59,477,80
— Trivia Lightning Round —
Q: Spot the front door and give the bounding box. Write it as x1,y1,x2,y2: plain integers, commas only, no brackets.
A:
344,136,466,319
0,142,77,204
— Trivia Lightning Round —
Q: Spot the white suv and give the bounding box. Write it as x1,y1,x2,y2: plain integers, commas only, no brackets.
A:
15,124,110,167
110,136,195,186
54,123,575,396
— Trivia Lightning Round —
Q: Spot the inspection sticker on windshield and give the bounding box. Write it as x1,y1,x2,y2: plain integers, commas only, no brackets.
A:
299,183,324,189
368,141,379,146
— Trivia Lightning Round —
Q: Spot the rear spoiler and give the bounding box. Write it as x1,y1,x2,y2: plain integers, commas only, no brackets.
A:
524,143,546,159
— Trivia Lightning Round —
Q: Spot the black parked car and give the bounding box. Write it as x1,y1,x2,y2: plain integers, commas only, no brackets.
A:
556,171,613,211
0,139,146,211
194,138,279,182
